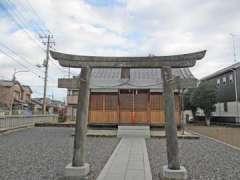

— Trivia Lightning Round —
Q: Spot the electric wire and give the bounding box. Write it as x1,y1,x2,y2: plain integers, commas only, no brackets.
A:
0,0,45,52
49,58,78,76
13,0,47,36
0,42,44,72
22,0,51,34
0,43,57,81
0,48,44,79
3,1,71,77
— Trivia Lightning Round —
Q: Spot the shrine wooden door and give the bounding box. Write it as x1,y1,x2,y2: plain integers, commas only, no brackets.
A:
119,89,149,125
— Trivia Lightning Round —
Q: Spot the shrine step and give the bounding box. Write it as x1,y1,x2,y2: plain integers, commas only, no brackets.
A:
117,125,150,138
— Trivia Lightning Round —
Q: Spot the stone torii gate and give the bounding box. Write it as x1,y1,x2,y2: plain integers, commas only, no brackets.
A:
50,50,206,179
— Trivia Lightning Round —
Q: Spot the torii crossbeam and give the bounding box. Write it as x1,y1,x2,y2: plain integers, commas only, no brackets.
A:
50,50,206,179
51,50,205,68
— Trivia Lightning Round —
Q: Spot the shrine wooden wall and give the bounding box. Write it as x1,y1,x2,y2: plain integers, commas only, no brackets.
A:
88,91,181,125
89,93,118,124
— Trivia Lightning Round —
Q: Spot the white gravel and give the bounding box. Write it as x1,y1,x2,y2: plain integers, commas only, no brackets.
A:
146,136,240,180
0,127,119,180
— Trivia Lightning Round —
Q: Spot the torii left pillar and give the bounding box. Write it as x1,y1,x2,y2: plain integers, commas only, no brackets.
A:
65,66,91,179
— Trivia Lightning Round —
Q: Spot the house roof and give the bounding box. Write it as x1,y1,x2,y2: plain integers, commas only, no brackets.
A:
32,98,64,107
0,80,33,93
88,68,196,91
31,98,42,106
0,80,16,87
201,62,240,80
0,80,25,92
23,85,33,93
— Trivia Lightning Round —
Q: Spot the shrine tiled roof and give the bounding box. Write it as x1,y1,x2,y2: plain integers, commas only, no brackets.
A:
90,68,196,90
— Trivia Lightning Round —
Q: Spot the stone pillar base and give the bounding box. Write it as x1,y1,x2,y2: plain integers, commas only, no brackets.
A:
162,165,187,180
65,163,90,180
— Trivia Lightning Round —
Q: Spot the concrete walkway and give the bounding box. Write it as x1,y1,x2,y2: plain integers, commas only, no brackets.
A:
97,137,152,180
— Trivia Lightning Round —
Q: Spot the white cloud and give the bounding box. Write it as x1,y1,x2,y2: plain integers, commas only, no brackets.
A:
0,0,240,100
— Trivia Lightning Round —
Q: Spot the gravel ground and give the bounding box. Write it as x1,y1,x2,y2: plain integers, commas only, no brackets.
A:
0,127,119,180
188,125,240,148
147,136,240,180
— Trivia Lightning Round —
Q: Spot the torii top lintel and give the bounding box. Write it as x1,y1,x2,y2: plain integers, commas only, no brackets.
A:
50,50,206,68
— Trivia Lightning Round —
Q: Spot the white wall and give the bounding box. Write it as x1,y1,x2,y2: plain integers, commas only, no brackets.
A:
197,101,240,118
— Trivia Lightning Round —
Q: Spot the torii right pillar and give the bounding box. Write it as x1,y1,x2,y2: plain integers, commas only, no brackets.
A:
162,66,187,180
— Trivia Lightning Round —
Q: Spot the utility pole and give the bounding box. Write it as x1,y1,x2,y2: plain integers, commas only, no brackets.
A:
40,34,55,114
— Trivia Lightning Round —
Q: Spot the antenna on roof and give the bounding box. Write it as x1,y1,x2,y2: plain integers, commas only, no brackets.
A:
230,33,240,63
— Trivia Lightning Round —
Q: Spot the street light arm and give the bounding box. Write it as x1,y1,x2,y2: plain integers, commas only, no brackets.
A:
12,70,29,81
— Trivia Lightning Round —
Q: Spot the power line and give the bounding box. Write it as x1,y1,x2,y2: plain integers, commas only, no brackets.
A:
0,0,46,52
22,0,51,34
12,0,47,36
50,59,68,74
0,43,56,82
49,58,78,76
7,0,47,40
0,42,44,72
0,48,44,79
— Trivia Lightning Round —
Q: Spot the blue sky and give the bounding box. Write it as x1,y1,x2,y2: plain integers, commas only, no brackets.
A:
0,0,240,101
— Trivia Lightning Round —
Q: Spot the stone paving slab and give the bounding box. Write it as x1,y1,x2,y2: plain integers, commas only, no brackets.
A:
97,137,152,180
151,130,199,139
87,129,199,139
87,129,117,136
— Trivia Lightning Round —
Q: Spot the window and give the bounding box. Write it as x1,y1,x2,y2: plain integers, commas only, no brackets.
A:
222,76,226,84
229,74,233,83
217,79,220,86
224,102,228,112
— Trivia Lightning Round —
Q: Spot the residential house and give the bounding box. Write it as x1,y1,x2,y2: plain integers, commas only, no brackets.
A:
31,97,65,114
0,80,32,115
200,62,240,123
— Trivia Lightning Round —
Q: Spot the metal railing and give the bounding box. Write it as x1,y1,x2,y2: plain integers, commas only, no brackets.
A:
0,115,58,130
